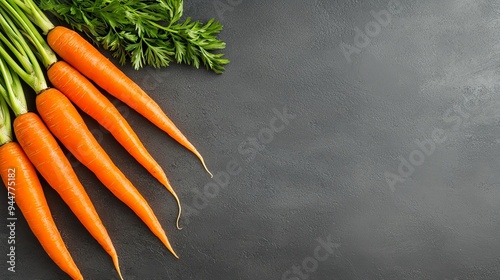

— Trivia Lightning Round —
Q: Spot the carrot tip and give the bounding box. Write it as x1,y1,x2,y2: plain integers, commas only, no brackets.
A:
165,242,180,259
175,196,182,230
161,232,179,259
176,218,183,230
173,251,180,259
200,157,213,178
161,178,183,230
112,255,124,280
191,148,213,177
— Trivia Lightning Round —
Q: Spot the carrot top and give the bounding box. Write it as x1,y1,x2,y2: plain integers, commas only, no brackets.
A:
0,58,27,117
0,0,55,93
39,0,229,73
1,0,56,67
0,82,13,145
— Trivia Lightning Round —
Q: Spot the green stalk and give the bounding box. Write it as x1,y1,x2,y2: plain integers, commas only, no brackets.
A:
12,0,54,34
0,92,13,145
0,7,32,70
39,0,228,73
1,0,57,68
0,31,33,74
0,42,34,87
0,66,14,145
145,20,178,34
0,58,28,116
0,2,47,93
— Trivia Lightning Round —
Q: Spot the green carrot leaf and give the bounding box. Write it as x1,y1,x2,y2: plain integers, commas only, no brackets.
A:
38,0,229,73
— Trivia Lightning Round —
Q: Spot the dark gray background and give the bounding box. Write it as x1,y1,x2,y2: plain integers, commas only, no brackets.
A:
2,0,500,279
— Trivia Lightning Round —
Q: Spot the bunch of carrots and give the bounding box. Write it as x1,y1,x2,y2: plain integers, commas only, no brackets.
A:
0,0,217,279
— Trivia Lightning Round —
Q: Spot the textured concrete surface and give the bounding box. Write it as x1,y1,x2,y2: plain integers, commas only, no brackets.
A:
2,0,500,279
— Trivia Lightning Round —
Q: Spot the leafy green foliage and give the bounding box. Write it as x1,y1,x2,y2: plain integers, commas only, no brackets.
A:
38,0,229,73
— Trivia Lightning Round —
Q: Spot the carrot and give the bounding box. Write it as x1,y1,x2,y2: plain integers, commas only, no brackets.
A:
48,60,183,229
0,142,83,280
36,88,179,258
13,112,125,279
0,9,125,276
46,25,213,177
0,0,185,229
1,0,177,265
0,90,82,279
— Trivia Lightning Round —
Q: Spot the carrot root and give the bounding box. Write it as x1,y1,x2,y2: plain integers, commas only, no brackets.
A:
47,25,212,177
13,112,123,279
36,88,178,258
47,60,184,229
0,142,83,280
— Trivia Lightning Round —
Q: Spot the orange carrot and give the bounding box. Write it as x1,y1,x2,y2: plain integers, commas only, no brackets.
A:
48,60,183,229
47,25,212,177
0,33,122,276
0,4,124,277
36,88,178,258
1,141,82,280
13,112,124,279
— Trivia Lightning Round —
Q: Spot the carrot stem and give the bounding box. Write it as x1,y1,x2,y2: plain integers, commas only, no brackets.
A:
11,0,54,34
0,90,12,144
1,0,56,67
0,31,31,71
0,58,27,116
0,42,33,86
0,2,47,92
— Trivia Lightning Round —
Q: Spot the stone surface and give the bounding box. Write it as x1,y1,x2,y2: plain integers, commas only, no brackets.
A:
2,0,500,279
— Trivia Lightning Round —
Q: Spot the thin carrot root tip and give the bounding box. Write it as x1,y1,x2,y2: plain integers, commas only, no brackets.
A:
176,210,183,231
199,156,213,178
172,190,182,230
191,148,212,177
162,235,179,259
112,256,124,280
162,179,183,230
